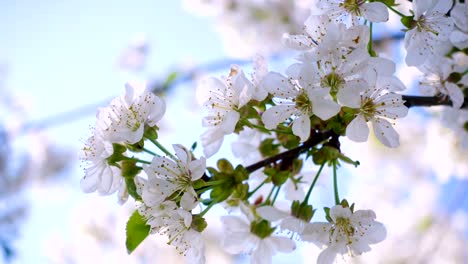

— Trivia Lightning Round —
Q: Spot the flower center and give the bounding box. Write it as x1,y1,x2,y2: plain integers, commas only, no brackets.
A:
321,72,344,99
340,0,364,16
360,97,376,121
414,16,439,36
293,91,312,114
334,217,355,245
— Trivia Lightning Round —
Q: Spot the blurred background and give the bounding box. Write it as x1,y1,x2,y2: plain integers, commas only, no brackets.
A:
1,0,467,263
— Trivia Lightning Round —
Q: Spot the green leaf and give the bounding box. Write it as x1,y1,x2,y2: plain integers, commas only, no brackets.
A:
126,210,150,254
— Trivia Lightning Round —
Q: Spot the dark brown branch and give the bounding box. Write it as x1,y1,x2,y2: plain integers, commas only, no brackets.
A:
245,130,334,173
402,95,467,109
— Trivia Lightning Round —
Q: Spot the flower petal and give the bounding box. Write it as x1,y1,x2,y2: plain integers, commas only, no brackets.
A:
361,2,389,22
346,115,369,142
257,206,289,222
262,105,296,129
292,114,311,142
372,118,400,148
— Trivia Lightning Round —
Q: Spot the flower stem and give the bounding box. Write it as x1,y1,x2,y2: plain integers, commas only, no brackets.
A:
247,178,268,199
367,22,376,57
126,157,151,164
142,147,159,157
203,180,227,187
333,160,340,205
383,1,406,17
303,162,325,204
199,201,216,217
149,138,176,160
271,186,281,205
265,185,276,204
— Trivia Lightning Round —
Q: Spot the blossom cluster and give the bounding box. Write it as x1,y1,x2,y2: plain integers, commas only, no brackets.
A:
80,0,467,263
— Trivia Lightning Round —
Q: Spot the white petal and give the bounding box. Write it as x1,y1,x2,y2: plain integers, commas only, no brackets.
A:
147,95,166,126
311,98,340,120
270,236,296,253
252,240,273,264
348,240,371,255
378,76,407,92
201,128,225,158
221,111,240,134
181,188,198,210
292,115,311,142
282,33,315,50
413,0,437,17
301,222,331,245
173,144,189,163
446,82,464,108
257,206,289,222
346,115,369,142
80,172,99,193
362,221,387,244
338,80,367,108
361,2,389,22
262,105,296,129
189,157,206,181
317,246,338,264
330,205,352,221
261,72,297,98
372,118,400,148
450,30,468,49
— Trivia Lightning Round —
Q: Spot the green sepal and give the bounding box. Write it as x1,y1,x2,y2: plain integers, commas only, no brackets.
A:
191,215,208,232
125,177,142,201
210,184,233,203
375,0,395,6
264,168,289,186
190,141,198,152
106,143,127,165
217,159,234,173
250,220,275,239
121,160,142,200
121,160,142,178
234,183,249,200
192,179,206,189
291,200,315,222
143,125,158,141
324,207,333,223
126,210,150,254
259,138,280,157
276,128,300,149
312,146,340,165
401,15,414,29
126,138,145,153
201,198,213,206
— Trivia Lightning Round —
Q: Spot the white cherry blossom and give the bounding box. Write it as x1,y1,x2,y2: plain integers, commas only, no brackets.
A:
221,215,295,264
301,205,386,264
341,82,408,148
450,2,468,49
261,70,340,141
419,56,465,109
199,65,254,157
404,0,454,66
283,15,369,56
140,202,205,264
101,81,166,144
80,128,122,195
317,0,389,24
142,144,206,210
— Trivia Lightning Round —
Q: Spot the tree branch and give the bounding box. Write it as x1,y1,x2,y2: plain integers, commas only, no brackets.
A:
245,130,334,173
402,95,467,109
